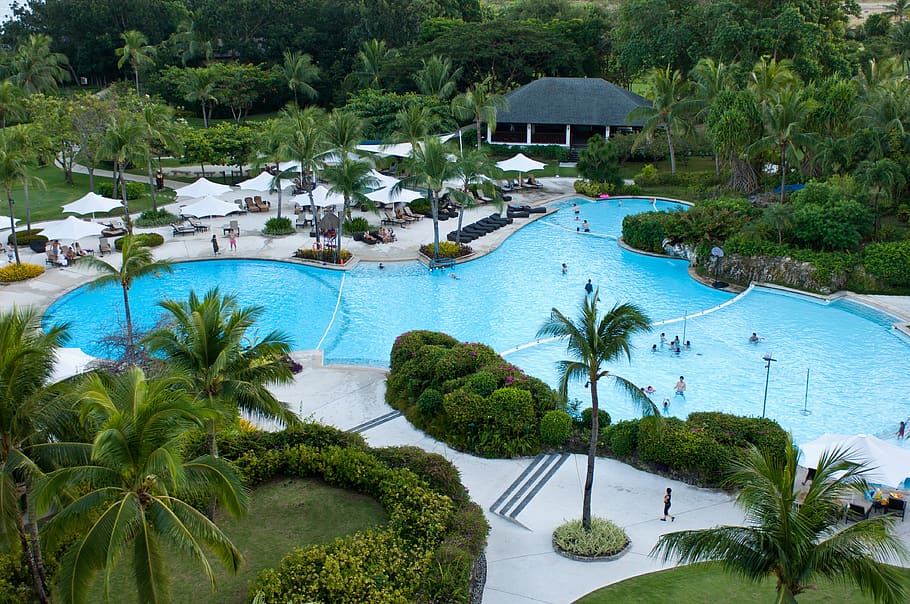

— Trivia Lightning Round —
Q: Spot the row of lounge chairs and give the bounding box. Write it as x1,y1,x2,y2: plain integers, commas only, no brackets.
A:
243,196,270,213
506,204,547,219
381,208,422,227
171,217,210,236
446,213,512,243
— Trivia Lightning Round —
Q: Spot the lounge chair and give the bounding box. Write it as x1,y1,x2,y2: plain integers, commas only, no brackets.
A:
403,207,422,221
233,199,247,214
223,220,240,236
45,249,63,267
245,197,259,212
171,222,196,236
253,196,270,212
887,498,906,521
382,210,406,227
396,208,418,224
98,237,111,256
101,221,127,237
295,214,309,229
846,503,870,522
187,217,209,232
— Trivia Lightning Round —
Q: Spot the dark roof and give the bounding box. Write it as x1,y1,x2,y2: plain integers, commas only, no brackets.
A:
497,77,649,126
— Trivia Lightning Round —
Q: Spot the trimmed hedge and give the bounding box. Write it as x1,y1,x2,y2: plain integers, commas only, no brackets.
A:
184,425,488,604
134,209,179,227
114,232,164,250
263,216,294,235
864,241,910,287
96,180,145,200
293,248,353,264
214,424,489,604
7,230,46,247
0,263,44,282
387,330,562,458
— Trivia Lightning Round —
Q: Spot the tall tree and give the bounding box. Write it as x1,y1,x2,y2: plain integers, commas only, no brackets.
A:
322,156,377,259
324,110,364,155
252,118,292,220
354,39,396,89
139,101,184,211
0,80,25,129
652,438,908,604
180,67,218,127
0,127,41,264
537,294,654,530
144,288,299,460
80,235,172,365
414,55,462,100
393,104,434,143
748,57,798,105
280,50,319,106
690,58,733,175
277,104,328,237
628,65,694,175
749,87,818,201
451,77,509,150
101,113,147,225
886,0,909,21
70,93,116,193
0,308,69,604
115,30,157,96
35,368,248,604
892,22,910,73
395,137,463,259
857,158,906,240
9,34,69,95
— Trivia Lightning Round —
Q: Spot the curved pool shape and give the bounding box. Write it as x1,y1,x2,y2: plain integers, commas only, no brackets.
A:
45,197,910,445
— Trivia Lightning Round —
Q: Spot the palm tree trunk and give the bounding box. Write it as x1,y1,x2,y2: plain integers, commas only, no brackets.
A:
666,128,676,175
455,205,464,244
23,180,31,232
873,192,880,240
146,158,157,211
18,512,49,604
119,162,132,232
7,195,20,264
276,186,282,220
134,68,140,96
430,191,440,259
475,117,482,150
583,380,599,531
122,283,135,365
779,147,787,203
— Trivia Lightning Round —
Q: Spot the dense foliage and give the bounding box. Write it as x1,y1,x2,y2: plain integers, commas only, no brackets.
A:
0,262,43,281
386,330,561,457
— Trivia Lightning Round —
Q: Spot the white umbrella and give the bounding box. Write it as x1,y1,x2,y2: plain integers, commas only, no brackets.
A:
496,153,546,173
0,215,20,231
235,171,296,192
180,196,244,218
50,348,97,384
366,186,423,206
175,177,233,198
799,433,910,488
61,192,123,217
300,186,346,208
356,142,414,158
40,216,106,241
368,169,400,189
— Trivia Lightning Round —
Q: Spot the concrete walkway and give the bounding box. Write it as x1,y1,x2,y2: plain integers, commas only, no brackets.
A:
4,178,910,603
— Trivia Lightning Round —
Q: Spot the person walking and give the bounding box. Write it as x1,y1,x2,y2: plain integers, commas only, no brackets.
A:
229,230,237,251
661,487,675,521
584,279,593,295
211,234,219,255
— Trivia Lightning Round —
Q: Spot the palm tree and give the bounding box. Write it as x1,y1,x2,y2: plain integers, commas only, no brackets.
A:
9,34,69,95
395,137,463,259
886,0,909,21
144,288,299,459
80,235,172,365
451,77,509,150
0,308,69,604
101,113,147,225
414,55,462,100
393,104,434,144
324,110,364,155
0,79,25,129
277,104,328,236
749,57,798,105
537,293,654,530
139,101,183,211
355,39,395,89
168,12,213,66
749,87,817,201
628,66,694,175
181,66,218,127
450,148,502,243
690,58,733,175
280,50,319,106
652,437,908,604
252,118,292,220
35,367,247,604
115,30,156,96
857,158,906,240
0,128,40,264
892,22,910,74
323,156,377,259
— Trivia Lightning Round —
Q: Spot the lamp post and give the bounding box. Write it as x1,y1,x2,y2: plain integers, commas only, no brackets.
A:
761,353,777,418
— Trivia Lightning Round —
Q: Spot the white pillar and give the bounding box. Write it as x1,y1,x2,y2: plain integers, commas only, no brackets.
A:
605,126,611,139
526,123,532,145
486,123,492,145
565,125,571,146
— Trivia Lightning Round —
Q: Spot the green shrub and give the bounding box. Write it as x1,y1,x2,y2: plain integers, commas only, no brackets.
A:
390,330,460,370
540,410,573,446
635,163,659,183
605,420,639,457
466,370,499,397
370,445,469,505
409,198,431,215
864,240,910,286
0,263,44,282
573,179,616,197
581,407,611,429
134,208,179,227
622,211,674,253
293,248,352,264
552,517,629,557
0,550,35,604
420,241,472,258
263,216,294,235
7,230,46,246
638,417,731,483
114,232,164,250
343,216,370,235
96,180,145,200
486,143,567,161
416,388,443,415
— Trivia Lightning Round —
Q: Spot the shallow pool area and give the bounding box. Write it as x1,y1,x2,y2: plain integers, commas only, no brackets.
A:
45,197,910,445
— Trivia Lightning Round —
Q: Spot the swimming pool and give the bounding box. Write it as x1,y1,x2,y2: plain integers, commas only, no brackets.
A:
45,197,910,445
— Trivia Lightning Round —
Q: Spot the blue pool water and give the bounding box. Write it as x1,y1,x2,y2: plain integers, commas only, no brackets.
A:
45,197,910,444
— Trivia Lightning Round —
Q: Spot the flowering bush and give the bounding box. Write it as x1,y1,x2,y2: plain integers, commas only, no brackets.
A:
0,263,44,282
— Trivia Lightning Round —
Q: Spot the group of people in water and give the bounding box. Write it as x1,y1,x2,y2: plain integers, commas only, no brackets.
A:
651,333,691,355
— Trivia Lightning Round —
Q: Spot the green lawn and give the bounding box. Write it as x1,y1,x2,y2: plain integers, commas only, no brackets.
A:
574,562,910,604
87,477,388,604
5,166,175,225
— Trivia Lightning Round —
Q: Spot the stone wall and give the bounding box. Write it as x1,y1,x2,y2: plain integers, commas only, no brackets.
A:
702,253,848,293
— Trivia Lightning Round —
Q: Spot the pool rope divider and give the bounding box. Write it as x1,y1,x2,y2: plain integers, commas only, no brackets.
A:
316,271,346,351
542,220,619,240
498,284,756,357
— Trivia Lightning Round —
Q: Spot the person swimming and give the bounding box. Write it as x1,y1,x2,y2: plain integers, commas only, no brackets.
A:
561,263,567,274
645,386,656,394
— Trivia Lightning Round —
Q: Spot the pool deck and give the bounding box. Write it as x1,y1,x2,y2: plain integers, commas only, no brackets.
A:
4,181,910,603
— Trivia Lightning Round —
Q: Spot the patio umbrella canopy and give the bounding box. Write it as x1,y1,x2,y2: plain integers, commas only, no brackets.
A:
180,196,244,218
296,186,346,208
235,171,296,192
50,347,97,384
365,186,423,206
0,215,20,231
40,216,106,241
61,192,123,216
368,169,400,189
798,433,910,488
175,177,233,198
495,153,546,173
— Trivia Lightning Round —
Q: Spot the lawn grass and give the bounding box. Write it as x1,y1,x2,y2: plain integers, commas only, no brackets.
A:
574,562,910,604
5,166,175,224
87,477,388,604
